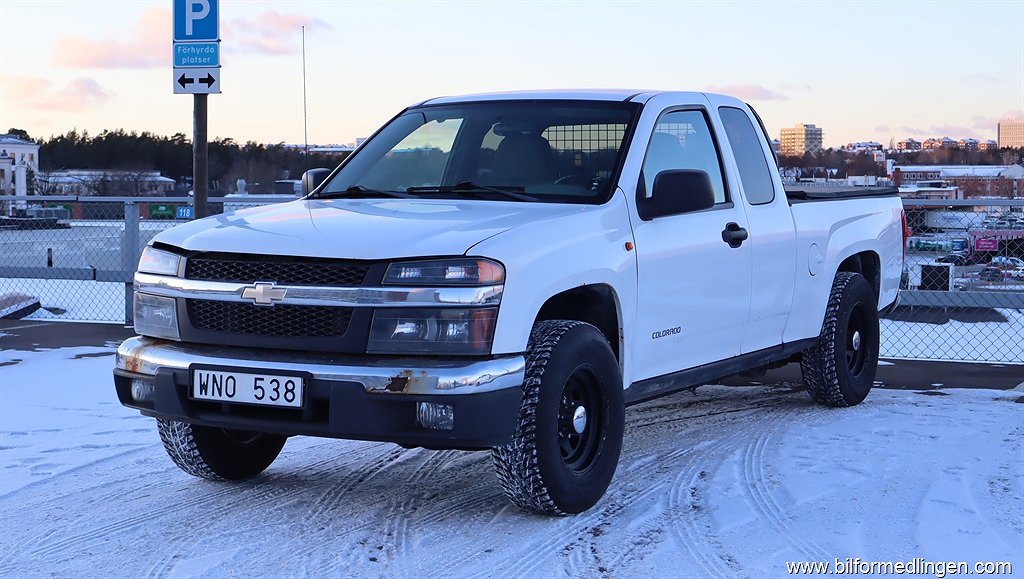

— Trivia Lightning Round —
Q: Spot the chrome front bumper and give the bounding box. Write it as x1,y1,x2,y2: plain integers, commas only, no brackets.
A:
116,336,526,395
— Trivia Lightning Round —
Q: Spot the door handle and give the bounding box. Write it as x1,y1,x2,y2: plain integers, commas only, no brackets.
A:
722,222,748,248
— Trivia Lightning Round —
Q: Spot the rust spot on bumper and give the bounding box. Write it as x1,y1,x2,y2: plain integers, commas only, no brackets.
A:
385,376,410,392
382,369,430,393
119,339,162,374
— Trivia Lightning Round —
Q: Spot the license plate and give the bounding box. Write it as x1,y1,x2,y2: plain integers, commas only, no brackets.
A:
191,368,304,408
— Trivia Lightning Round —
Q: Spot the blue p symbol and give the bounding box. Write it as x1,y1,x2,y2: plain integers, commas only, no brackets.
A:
175,0,218,40
186,0,210,36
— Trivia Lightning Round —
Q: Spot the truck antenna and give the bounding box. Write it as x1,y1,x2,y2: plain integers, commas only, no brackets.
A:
302,25,309,167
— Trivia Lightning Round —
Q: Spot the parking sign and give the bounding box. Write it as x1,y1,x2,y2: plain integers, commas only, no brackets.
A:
174,0,219,41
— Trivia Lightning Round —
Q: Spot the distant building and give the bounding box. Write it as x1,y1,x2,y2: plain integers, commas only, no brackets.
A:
0,134,40,172
0,134,40,196
41,170,176,196
958,138,980,151
997,119,1024,148
893,164,1024,198
922,137,958,150
842,141,883,153
308,145,356,156
770,139,781,156
779,124,823,156
0,155,13,195
897,179,960,200
978,139,999,151
896,138,921,152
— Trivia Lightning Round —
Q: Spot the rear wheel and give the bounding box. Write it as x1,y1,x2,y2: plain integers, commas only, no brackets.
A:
157,419,286,480
800,272,879,407
491,320,624,515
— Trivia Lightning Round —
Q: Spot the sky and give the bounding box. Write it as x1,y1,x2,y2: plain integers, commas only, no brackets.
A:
1,0,1022,148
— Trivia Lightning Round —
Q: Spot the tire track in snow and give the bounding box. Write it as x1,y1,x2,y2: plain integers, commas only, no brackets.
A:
382,449,462,575
343,450,502,577
19,441,389,565
651,399,788,577
663,429,747,578
739,404,833,563
326,448,460,574
208,444,411,575
471,391,808,578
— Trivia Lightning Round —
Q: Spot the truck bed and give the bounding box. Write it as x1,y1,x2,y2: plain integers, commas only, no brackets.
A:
784,185,899,203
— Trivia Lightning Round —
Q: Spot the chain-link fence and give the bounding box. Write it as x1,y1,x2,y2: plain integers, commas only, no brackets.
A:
0,195,293,323
884,198,1024,363
2,195,1022,363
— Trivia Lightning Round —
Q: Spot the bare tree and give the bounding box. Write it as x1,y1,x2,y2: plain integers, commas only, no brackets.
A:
32,170,62,196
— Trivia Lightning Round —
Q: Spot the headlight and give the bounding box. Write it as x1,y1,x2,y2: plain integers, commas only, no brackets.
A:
383,258,504,286
138,246,181,276
367,308,496,354
134,292,180,340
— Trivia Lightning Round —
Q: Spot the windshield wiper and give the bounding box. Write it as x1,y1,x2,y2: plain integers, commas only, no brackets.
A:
406,181,538,202
316,185,412,199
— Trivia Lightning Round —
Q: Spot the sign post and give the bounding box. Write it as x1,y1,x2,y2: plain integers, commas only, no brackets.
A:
173,0,220,219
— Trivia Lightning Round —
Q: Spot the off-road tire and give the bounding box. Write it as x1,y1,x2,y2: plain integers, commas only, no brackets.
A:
491,320,625,515
157,419,287,480
800,272,879,407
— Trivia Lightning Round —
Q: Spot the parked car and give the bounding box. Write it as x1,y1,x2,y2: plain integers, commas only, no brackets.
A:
935,252,981,266
915,239,947,252
991,256,1024,269
113,90,905,515
979,266,1007,282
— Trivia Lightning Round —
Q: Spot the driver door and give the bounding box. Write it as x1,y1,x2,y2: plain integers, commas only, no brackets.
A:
629,107,753,381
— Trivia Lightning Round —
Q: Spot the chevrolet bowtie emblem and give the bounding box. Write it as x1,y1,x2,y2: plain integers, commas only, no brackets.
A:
241,282,287,306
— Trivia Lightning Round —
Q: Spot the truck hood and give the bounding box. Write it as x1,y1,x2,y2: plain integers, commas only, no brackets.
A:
152,198,584,259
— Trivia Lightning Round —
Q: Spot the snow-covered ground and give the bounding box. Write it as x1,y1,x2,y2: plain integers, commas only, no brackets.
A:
1,344,1021,577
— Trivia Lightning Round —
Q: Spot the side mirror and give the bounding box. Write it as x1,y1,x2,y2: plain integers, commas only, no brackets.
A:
301,168,332,195
640,169,717,220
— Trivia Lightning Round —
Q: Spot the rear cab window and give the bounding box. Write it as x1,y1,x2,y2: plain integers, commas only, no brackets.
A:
718,106,776,205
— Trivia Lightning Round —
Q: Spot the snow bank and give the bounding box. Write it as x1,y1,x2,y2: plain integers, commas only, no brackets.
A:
1,345,1020,577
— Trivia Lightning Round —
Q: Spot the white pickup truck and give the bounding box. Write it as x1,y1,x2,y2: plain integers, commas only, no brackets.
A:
115,90,905,515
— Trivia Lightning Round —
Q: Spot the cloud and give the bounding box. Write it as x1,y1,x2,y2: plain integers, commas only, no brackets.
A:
224,10,331,56
53,7,168,68
51,7,328,68
1001,109,1024,122
3,76,112,112
971,115,999,130
704,84,789,101
875,125,891,133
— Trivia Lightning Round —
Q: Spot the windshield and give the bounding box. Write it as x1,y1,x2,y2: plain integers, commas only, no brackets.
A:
318,100,640,204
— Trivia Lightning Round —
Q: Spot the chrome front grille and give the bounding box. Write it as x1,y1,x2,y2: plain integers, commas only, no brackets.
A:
187,300,354,338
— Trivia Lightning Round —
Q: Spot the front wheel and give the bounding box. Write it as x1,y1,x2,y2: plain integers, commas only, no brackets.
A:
800,272,880,407
491,320,625,515
157,419,287,480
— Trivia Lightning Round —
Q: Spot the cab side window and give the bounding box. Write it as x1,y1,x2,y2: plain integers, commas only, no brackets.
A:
719,107,776,205
640,110,727,205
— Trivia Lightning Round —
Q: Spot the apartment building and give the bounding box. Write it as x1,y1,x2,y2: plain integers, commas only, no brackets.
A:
998,119,1024,148
779,124,823,156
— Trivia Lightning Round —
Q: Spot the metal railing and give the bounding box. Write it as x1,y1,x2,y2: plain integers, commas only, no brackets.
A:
0,195,294,323
1,195,1021,363
889,198,1023,362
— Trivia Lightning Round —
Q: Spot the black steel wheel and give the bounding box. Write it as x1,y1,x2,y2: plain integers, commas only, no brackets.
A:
557,367,605,473
491,320,625,515
800,272,880,407
845,302,870,378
